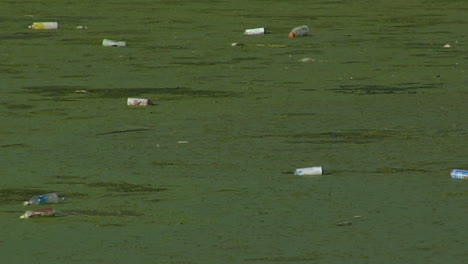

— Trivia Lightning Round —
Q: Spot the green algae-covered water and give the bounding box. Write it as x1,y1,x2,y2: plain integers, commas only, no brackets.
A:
1,0,468,263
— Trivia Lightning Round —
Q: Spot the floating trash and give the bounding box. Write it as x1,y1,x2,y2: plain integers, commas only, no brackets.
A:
443,43,451,48
20,208,56,219
244,27,267,35
127,98,153,106
451,169,468,179
336,221,352,226
289,25,310,38
231,42,244,47
29,22,59,30
299,57,316,63
102,39,127,47
24,193,62,206
294,166,323,176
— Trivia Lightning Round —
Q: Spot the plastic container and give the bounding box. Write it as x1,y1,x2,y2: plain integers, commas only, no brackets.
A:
294,166,323,176
20,208,56,219
127,98,153,106
29,22,59,29
102,39,127,47
289,25,310,38
244,27,266,35
24,193,61,206
451,169,468,179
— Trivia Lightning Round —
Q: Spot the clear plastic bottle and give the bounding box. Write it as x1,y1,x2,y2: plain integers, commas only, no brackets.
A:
289,25,310,38
23,193,62,206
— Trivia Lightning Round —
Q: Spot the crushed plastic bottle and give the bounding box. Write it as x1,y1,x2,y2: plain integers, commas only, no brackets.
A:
127,97,153,106
294,166,323,175
102,39,127,47
289,25,310,38
20,208,56,219
23,193,62,206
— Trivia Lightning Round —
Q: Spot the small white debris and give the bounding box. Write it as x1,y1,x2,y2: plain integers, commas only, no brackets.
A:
299,57,316,63
231,42,244,47
443,43,451,48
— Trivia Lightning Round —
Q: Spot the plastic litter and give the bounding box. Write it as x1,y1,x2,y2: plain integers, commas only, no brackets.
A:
244,27,267,35
28,22,59,30
294,166,323,176
231,42,244,47
300,57,316,63
20,208,56,219
336,221,352,226
289,25,310,38
127,98,153,106
23,193,62,206
102,39,127,47
451,169,468,179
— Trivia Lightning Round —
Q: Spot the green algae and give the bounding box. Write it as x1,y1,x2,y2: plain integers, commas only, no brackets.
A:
254,129,412,144
20,86,241,100
86,182,168,193
2,0,468,263
330,83,441,95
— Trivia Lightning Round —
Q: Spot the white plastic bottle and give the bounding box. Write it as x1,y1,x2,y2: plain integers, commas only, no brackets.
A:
24,193,62,205
289,25,310,38
294,166,323,175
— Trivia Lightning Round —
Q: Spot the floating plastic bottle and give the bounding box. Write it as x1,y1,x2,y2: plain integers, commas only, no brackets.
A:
127,98,153,106
294,166,323,176
244,27,267,35
23,193,62,206
102,39,127,47
451,169,468,179
28,22,59,30
289,25,310,38
20,208,56,219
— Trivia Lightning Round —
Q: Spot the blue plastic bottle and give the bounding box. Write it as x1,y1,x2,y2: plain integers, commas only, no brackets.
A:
451,169,468,179
24,193,61,205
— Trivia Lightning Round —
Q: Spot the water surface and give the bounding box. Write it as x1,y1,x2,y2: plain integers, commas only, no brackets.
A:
1,0,468,263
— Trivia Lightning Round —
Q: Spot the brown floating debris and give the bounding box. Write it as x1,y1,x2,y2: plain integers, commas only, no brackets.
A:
20,208,56,219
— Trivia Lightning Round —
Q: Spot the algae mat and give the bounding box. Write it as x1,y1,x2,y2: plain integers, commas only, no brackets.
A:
1,0,468,263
